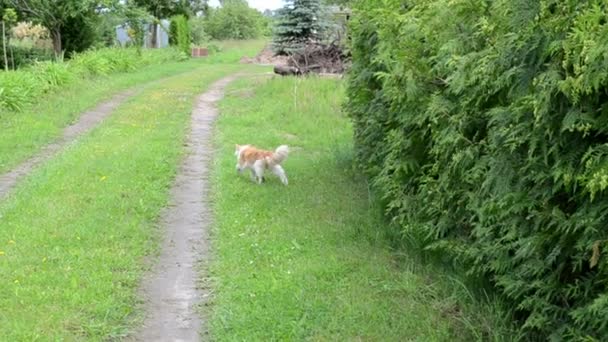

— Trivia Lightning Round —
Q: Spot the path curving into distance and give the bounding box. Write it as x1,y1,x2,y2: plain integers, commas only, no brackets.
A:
0,89,139,198
134,74,240,342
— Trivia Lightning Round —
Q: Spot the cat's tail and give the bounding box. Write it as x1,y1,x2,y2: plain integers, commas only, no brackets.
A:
270,145,289,164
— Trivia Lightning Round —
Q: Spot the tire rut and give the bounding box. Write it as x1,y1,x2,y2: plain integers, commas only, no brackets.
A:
133,74,240,342
0,89,138,199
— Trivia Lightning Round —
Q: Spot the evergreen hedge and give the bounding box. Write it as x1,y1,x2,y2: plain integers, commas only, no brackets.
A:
170,15,191,55
345,0,608,339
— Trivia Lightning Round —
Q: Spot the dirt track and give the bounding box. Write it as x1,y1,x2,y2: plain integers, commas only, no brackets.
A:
133,75,239,342
0,90,138,199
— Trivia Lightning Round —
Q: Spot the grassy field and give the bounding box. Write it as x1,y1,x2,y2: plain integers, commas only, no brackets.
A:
0,38,512,340
0,40,265,174
209,76,511,341
0,58,264,339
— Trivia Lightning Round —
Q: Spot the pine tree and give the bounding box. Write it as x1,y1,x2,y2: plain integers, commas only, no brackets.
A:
272,0,322,55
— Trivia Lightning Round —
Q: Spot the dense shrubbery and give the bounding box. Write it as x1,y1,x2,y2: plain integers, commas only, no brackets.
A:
60,14,99,56
346,0,608,339
0,45,54,69
0,47,186,111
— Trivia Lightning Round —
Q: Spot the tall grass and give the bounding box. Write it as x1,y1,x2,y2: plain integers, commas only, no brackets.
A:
0,48,187,112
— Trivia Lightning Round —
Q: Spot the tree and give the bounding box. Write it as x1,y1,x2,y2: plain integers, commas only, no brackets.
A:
169,14,189,54
132,0,207,47
61,13,99,55
4,0,102,55
204,0,265,40
189,15,209,45
272,0,323,55
122,3,151,53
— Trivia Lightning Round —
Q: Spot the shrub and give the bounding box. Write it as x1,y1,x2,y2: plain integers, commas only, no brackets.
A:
61,14,99,56
170,15,190,55
169,18,178,46
345,0,608,340
0,45,54,69
176,15,191,55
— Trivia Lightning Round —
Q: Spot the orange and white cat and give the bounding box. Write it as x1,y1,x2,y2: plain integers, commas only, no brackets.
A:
235,144,289,185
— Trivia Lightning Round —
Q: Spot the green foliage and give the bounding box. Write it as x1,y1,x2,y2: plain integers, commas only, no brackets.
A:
5,0,102,54
121,4,151,53
60,14,98,56
345,0,608,339
132,0,208,19
169,18,178,45
189,16,209,45
1,7,17,23
170,14,191,54
272,0,323,55
95,11,125,47
203,0,266,40
0,45,54,69
0,47,185,112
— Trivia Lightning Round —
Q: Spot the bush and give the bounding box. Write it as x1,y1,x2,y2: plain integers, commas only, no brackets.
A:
0,46,55,69
345,0,608,340
0,47,185,112
169,19,178,46
170,15,191,55
61,14,99,56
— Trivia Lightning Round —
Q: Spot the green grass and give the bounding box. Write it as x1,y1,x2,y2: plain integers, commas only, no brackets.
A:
0,43,264,174
210,76,512,341
0,59,192,174
205,39,267,63
0,38,513,340
0,61,264,340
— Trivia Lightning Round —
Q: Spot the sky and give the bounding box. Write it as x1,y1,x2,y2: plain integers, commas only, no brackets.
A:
208,0,286,11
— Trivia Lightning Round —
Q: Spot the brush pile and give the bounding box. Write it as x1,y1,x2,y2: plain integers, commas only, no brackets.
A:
274,40,348,76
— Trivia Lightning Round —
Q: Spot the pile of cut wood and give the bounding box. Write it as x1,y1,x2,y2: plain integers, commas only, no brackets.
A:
273,40,348,76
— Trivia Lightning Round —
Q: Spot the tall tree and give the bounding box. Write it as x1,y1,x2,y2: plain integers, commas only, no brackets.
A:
272,0,323,55
4,0,102,55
